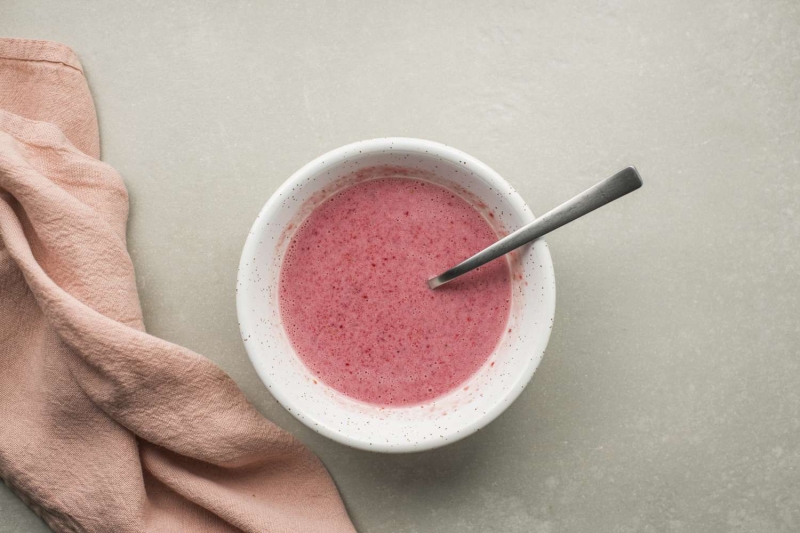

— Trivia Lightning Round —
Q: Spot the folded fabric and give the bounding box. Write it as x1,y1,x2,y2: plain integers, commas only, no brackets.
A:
0,38,355,533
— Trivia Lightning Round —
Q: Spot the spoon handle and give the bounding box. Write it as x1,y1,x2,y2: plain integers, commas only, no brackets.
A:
427,166,643,289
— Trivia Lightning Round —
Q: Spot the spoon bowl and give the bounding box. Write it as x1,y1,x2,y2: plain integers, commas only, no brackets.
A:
237,138,556,452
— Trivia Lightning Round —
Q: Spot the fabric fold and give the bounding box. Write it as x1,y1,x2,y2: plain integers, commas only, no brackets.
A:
0,37,354,533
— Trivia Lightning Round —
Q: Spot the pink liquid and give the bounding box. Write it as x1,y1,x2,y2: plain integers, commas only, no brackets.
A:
279,178,511,405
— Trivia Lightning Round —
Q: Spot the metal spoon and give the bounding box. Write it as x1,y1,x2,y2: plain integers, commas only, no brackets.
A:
427,166,643,289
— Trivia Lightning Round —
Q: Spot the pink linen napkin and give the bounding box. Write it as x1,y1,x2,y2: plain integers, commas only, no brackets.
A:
0,38,355,533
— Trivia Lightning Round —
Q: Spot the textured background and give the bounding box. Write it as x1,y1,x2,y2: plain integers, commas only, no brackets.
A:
2,1,799,531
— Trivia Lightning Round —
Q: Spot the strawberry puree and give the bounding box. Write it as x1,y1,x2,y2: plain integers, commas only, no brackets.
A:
279,178,511,405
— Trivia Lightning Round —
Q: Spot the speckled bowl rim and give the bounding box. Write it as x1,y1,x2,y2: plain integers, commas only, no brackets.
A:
237,138,555,452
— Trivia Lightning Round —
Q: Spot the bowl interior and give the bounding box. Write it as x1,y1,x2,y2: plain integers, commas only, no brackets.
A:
237,138,555,452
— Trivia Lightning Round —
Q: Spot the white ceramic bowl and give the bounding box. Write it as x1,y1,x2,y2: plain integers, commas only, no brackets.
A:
237,138,555,453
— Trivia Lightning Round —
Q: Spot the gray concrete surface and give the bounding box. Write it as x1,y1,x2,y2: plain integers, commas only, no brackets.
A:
2,1,799,531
